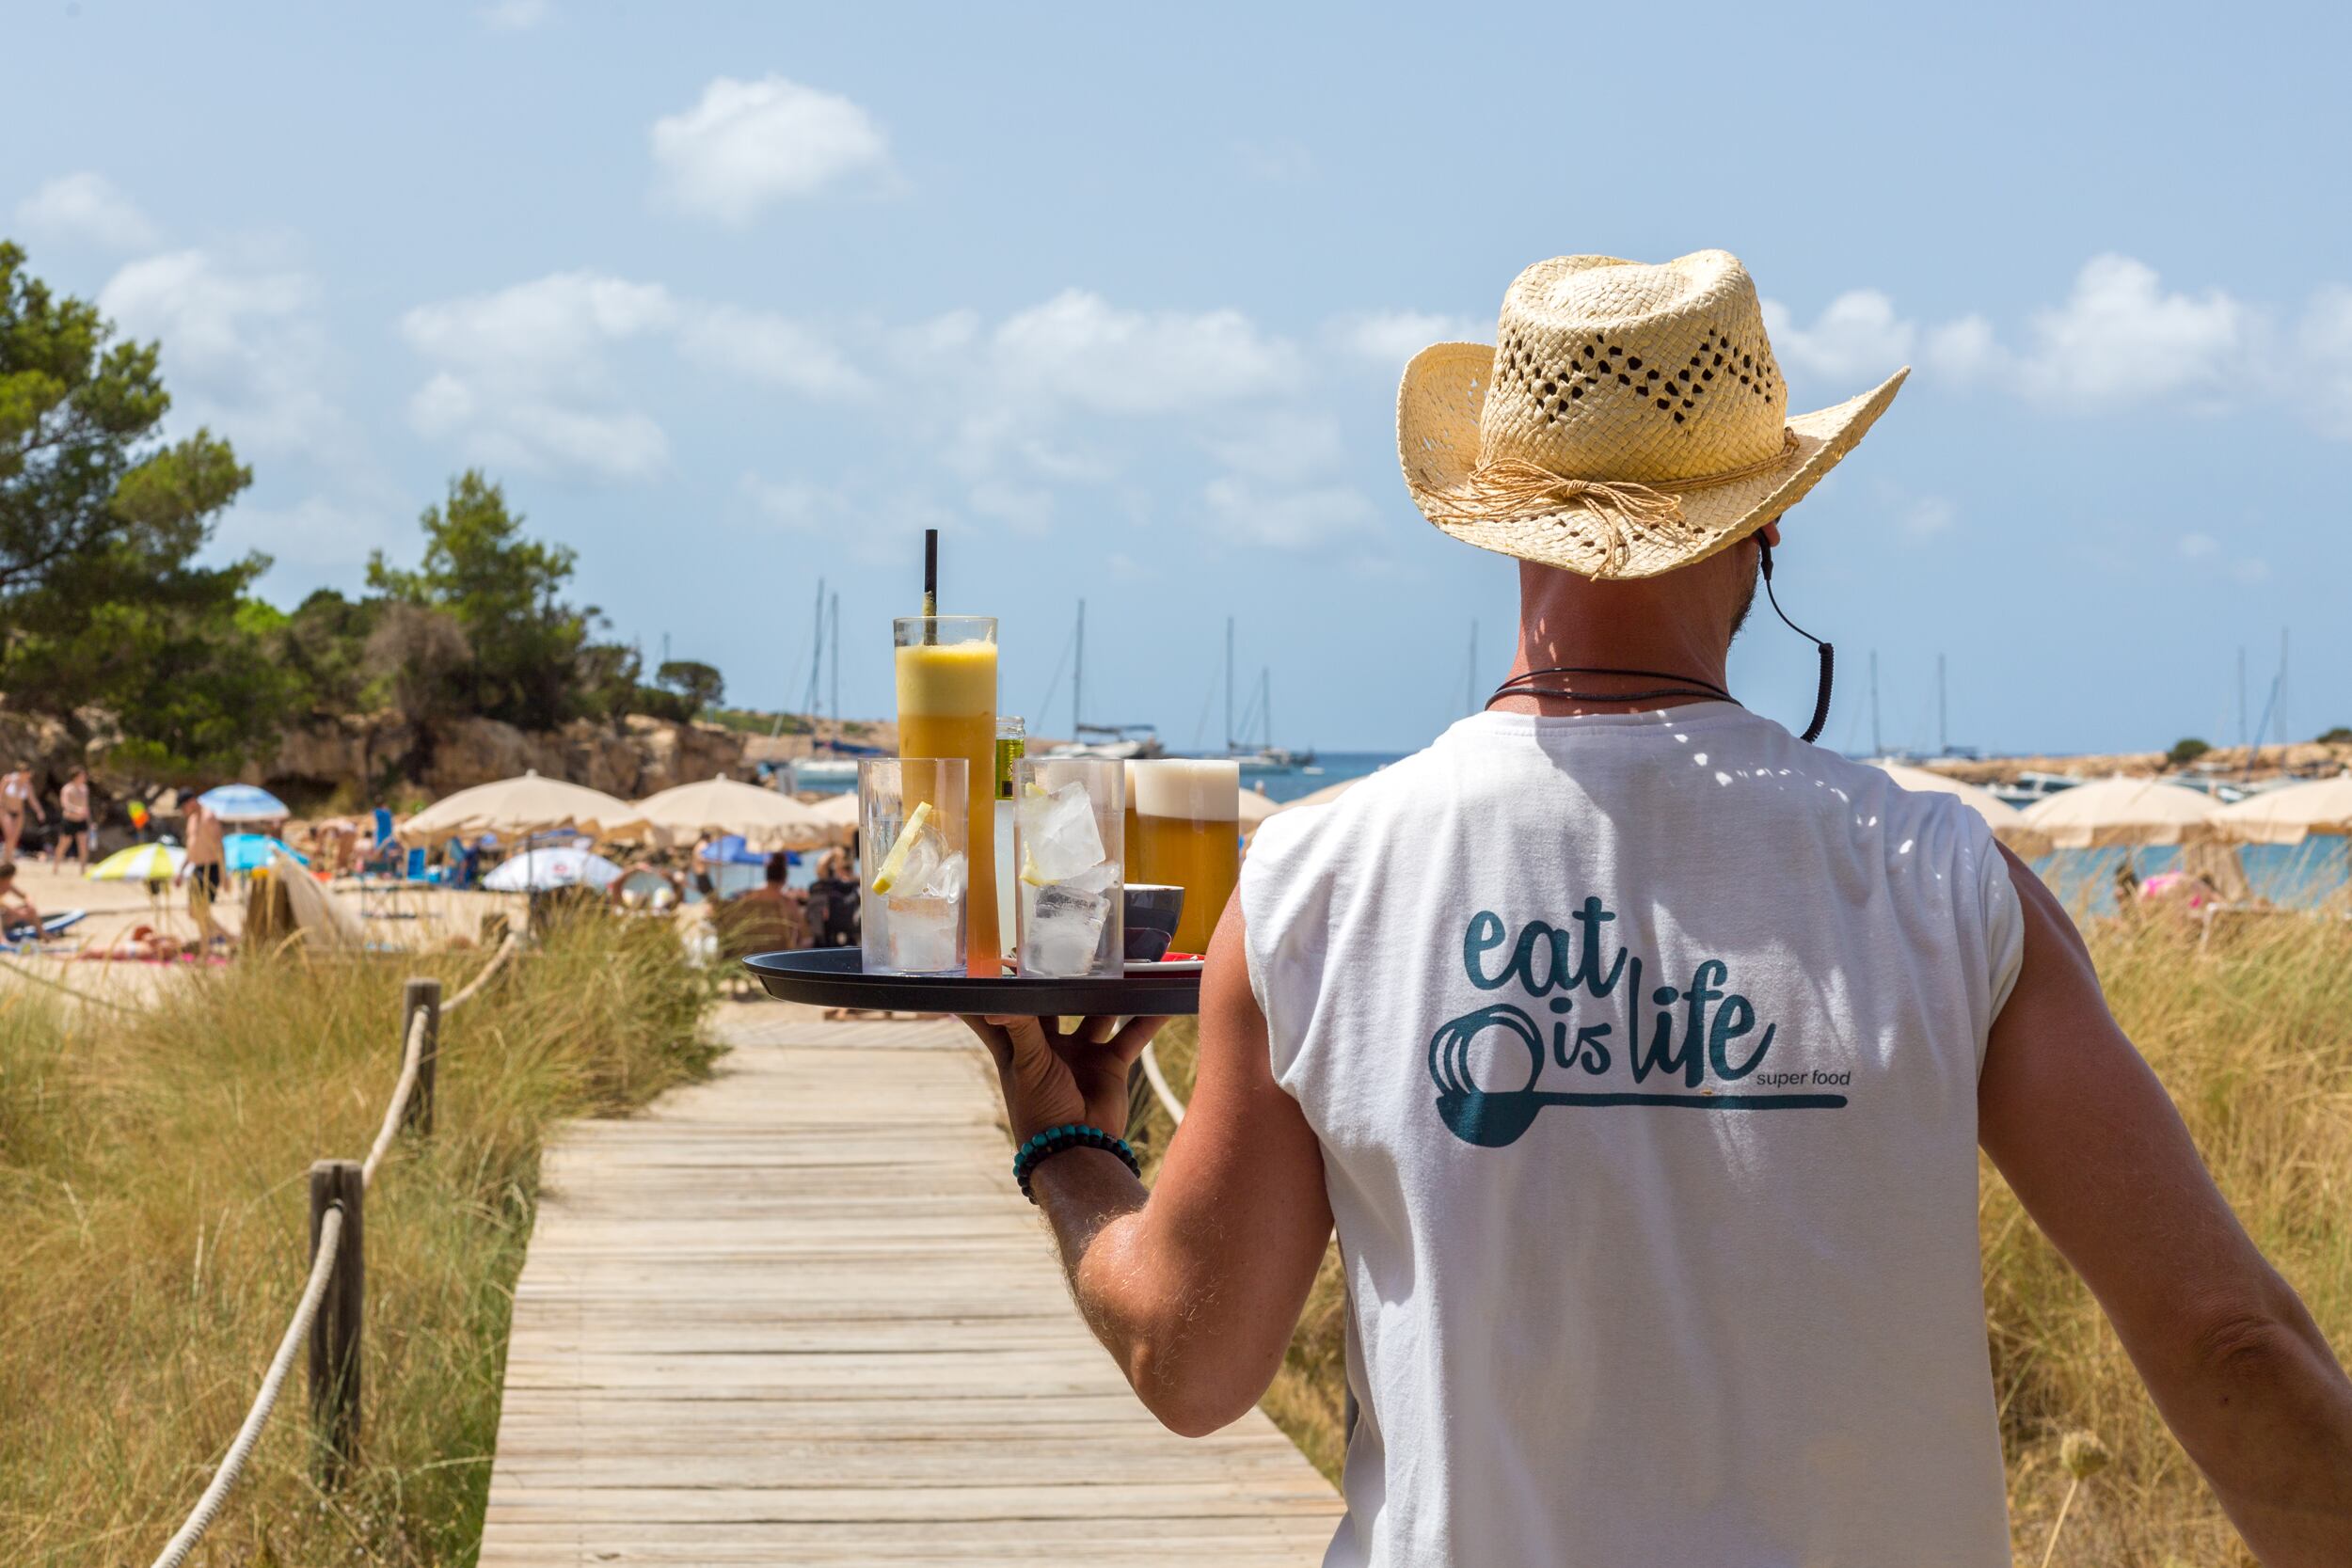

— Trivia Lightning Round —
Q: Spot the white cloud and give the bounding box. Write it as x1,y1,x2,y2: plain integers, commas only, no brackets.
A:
402,273,871,478
1921,314,2000,380
401,272,679,479
2296,286,2352,441
1762,290,1915,385
479,0,551,29
15,171,157,251
650,74,894,224
739,471,838,531
1232,139,1315,182
2014,254,2248,406
967,480,1056,538
99,247,341,452
218,491,403,577
1767,256,2293,425
2176,531,2266,583
1205,409,1347,484
675,305,870,399
1202,476,1375,549
1899,495,1956,542
1329,309,1489,371
987,290,1299,417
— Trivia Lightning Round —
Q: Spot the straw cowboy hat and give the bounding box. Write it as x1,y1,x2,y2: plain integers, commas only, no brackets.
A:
1398,249,1908,579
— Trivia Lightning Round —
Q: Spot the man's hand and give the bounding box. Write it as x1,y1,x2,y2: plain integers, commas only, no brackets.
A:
960,1013,1168,1144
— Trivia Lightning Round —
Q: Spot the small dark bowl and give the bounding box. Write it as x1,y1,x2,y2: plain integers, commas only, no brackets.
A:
1122,883,1185,961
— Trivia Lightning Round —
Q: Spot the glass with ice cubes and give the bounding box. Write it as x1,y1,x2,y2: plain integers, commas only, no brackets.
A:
1012,757,1125,979
859,757,970,976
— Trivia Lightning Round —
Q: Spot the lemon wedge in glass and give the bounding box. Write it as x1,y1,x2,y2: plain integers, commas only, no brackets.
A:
869,801,934,895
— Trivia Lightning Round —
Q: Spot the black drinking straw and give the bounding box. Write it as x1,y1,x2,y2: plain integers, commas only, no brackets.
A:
921,529,939,641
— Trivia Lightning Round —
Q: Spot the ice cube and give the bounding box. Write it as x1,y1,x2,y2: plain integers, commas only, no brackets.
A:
1022,882,1111,977
883,893,961,974
919,850,966,900
1060,858,1120,896
1018,782,1106,883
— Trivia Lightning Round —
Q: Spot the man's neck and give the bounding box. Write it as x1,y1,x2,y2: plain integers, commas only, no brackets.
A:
1490,563,1735,717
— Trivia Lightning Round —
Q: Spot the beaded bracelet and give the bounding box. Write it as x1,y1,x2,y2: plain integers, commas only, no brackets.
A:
1012,1123,1140,1202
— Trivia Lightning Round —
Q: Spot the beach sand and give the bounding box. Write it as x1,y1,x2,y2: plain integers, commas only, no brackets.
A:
0,858,593,1011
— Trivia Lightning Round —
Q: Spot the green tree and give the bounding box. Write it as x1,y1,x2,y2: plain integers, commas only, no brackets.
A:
274,588,383,719
2167,736,2212,768
2319,726,2352,746
368,470,607,730
0,241,281,773
362,601,471,725
657,658,724,715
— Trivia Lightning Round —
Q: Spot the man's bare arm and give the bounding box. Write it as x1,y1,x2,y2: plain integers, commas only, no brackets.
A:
970,890,1334,1437
1979,846,2352,1563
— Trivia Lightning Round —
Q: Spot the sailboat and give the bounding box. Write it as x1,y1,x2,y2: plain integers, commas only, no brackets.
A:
1221,618,1315,773
788,581,881,790
1043,600,1166,761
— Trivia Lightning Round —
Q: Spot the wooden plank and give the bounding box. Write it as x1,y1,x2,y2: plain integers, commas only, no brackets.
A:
477,1008,1339,1568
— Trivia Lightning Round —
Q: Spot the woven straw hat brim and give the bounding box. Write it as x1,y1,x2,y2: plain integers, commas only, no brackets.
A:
1397,343,1909,579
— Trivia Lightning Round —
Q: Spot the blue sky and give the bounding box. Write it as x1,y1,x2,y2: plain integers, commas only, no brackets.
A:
8,0,2348,753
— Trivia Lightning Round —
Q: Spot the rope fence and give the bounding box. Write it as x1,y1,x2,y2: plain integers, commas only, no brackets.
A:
359,1010,430,1188
149,1208,345,1568
143,933,519,1567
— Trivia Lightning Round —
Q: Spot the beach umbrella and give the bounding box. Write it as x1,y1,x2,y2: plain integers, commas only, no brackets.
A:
224,833,309,874
1870,762,2051,856
397,769,647,845
482,845,626,893
802,791,862,838
87,843,186,880
1235,789,1279,827
2021,775,2220,848
635,776,832,850
2211,772,2352,845
197,783,289,822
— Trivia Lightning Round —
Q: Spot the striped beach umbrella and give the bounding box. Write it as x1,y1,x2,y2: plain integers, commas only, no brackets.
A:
87,843,187,881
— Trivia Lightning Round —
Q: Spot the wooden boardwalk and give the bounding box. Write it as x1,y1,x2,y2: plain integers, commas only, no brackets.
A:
477,1005,1342,1566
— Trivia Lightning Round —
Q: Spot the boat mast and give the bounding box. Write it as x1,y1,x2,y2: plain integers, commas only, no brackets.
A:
1868,650,1883,757
1262,667,1273,752
1073,599,1086,739
1467,621,1478,715
829,590,840,750
1936,652,1947,754
1225,616,1236,753
803,576,826,741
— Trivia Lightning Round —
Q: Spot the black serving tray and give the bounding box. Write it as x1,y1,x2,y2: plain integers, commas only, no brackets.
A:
742,948,1202,1016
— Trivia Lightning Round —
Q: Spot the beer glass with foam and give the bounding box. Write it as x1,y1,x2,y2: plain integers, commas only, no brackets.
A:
1130,758,1240,955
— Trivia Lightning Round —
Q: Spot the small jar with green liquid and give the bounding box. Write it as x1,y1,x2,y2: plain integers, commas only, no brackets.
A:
993,716,1025,964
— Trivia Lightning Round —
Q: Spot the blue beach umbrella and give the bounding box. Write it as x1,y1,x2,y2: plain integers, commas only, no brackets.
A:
224,833,309,874
197,784,290,823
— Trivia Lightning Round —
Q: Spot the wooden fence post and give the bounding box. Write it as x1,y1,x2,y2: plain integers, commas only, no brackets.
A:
307,1159,364,1485
403,977,442,1136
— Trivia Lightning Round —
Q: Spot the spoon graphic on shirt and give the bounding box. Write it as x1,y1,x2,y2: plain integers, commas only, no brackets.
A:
1427,1004,1847,1148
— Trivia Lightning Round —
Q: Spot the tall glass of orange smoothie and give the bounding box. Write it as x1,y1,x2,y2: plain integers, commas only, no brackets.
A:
894,616,998,974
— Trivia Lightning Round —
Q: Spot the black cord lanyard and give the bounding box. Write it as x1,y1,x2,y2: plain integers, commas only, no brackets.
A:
1484,543,1836,744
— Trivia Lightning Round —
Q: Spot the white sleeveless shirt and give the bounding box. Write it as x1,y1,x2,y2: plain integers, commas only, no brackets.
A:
1242,706,2024,1567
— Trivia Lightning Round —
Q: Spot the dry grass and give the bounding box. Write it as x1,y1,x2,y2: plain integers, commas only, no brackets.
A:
0,911,716,1566
1131,907,2352,1566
